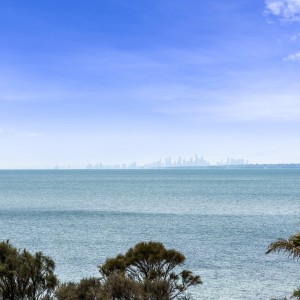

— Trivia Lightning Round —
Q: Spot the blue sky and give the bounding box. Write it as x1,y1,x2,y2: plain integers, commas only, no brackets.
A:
1,0,300,168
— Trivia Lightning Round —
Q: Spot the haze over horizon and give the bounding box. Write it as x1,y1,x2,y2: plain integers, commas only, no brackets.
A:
1,0,300,168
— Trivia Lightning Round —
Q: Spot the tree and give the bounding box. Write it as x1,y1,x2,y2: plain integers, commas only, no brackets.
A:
99,241,202,300
0,241,58,300
266,230,300,300
266,231,300,258
0,240,19,300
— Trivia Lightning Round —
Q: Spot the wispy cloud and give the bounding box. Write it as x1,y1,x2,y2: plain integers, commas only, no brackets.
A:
265,0,300,21
290,32,300,41
1,46,300,126
283,51,300,61
132,83,300,122
0,128,43,137
18,131,43,137
215,94,300,121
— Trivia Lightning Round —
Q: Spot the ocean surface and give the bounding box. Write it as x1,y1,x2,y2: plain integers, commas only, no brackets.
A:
1,169,300,299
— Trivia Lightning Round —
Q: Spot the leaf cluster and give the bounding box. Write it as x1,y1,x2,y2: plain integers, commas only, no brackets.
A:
266,232,300,259
55,278,106,300
267,231,300,299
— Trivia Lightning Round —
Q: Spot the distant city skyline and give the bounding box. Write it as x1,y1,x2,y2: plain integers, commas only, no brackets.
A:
84,155,252,169
86,154,211,169
84,156,251,169
1,0,300,168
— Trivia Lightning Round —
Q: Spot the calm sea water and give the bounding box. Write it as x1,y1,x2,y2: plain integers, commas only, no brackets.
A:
1,169,300,299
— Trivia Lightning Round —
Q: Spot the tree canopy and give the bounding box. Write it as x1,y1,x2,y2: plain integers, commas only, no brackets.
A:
99,241,202,300
0,241,58,300
1,241,201,300
266,230,300,300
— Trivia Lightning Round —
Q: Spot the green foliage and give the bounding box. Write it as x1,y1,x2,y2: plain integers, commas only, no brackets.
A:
99,241,202,300
102,272,141,300
292,287,300,299
267,230,300,300
55,278,106,300
266,232,300,258
55,282,78,300
0,240,58,300
1,241,200,300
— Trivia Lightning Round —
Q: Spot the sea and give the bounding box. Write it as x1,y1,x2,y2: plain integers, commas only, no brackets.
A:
0,169,300,299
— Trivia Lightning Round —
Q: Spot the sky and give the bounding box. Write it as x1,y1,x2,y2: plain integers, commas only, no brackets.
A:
1,0,300,168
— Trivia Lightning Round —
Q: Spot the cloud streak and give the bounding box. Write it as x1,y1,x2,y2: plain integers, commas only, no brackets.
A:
0,128,43,138
132,83,300,122
18,131,43,137
2,46,300,126
215,95,300,121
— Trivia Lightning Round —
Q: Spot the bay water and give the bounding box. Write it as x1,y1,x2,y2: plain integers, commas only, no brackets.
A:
0,169,300,299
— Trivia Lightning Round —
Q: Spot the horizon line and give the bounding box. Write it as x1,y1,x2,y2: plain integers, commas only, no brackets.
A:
1,163,300,171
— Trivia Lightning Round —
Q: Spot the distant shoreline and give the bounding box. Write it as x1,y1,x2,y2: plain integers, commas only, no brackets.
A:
1,164,300,170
